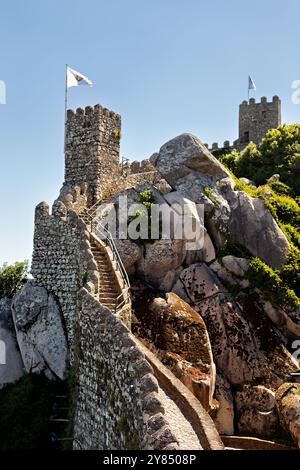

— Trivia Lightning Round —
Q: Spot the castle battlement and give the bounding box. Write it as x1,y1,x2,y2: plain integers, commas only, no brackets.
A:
240,95,280,107
238,95,281,150
208,95,282,154
66,104,121,120
64,104,121,205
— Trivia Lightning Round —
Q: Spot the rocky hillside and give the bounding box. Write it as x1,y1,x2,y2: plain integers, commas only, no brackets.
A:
1,130,300,450
103,132,300,445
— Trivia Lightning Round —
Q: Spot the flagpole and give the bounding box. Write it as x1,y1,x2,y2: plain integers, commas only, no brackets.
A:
248,76,250,101
64,64,68,152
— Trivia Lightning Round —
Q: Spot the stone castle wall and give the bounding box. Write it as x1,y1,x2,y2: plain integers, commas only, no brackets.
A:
64,105,121,205
238,96,281,149
127,159,156,175
73,288,179,450
31,199,100,345
207,96,281,153
62,105,161,204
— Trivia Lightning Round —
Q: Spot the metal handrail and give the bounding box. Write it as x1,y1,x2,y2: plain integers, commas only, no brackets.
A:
83,194,118,223
91,216,131,313
83,198,104,222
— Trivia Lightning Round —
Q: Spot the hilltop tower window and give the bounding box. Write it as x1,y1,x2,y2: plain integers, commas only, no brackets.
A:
243,131,249,143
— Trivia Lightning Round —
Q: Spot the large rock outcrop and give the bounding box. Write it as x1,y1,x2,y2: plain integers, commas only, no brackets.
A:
155,133,229,207
219,179,291,269
235,386,279,438
114,239,142,276
213,373,234,435
172,263,298,388
0,299,24,388
136,239,187,286
12,282,69,380
153,134,290,268
258,298,300,339
276,383,300,448
132,288,216,411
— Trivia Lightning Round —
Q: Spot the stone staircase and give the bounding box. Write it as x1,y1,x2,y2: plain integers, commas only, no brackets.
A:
80,201,131,316
90,237,120,311
80,198,106,226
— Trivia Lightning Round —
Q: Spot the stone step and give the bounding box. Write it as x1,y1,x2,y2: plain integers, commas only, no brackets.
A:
100,303,117,308
99,290,118,295
97,269,113,275
99,286,118,291
99,276,115,282
99,293,117,297
101,298,117,301
90,243,120,308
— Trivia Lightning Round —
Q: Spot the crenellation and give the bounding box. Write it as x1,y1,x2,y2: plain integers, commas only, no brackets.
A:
63,104,122,204
237,95,281,150
32,200,97,344
35,201,50,221
201,98,280,154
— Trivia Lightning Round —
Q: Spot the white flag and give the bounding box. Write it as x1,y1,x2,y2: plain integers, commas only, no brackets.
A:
248,75,256,91
67,66,93,88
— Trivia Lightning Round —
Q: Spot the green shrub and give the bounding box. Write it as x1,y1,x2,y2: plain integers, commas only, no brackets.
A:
218,131,300,308
203,187,218,205
219,149,239,173
268,180,295,197
268,194,300,227
82,270,88,286
220,124,300,195
138,188,155,210
0,261,28,299
246,257,300,308
280,249,300,298
126,189,158,244
235,142,263,183
281,224,300,250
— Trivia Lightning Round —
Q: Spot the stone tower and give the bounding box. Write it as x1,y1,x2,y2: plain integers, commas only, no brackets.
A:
63,104,121,205
237,96,281,150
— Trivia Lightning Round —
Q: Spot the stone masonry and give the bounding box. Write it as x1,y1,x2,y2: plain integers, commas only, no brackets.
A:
31,196,98,345
63,105,121,205
74,289,179,450
30,103,225,450
237,96,281,150
208,96,282,152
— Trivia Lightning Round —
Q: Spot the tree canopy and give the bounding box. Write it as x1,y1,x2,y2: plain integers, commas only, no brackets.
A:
220,124,300,195
0,261,29,299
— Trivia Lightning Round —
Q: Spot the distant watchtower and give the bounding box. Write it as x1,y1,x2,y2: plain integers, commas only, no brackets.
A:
237,96,281,150
63,104,121,205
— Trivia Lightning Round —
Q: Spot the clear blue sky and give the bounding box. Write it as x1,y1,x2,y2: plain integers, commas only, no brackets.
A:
0,0,299,265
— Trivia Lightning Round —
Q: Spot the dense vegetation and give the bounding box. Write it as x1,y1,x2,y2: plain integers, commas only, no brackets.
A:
0,261,28,299
218,125,300,308
220,124,300,196
0,375,66,450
